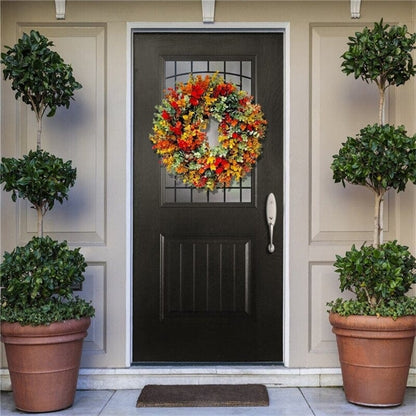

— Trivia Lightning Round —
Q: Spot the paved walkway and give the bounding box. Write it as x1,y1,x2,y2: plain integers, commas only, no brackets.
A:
1,388,415,415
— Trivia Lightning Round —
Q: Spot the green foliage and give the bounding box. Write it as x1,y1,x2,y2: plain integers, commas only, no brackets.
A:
0,30,82,118
327,296,416,319
331,124,416,193
341,19,416,89
0,236,94,325
0,31,94,326
1,236,86,305
0,298,95,326
329,20,416,318
333,241,416,309
0,149,76,212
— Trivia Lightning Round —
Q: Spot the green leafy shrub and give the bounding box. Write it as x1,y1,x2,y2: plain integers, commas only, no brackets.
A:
328,241,416,318
341,19,416,89
1,30,82,120
0,236,94,325
333,241,416,305
331,124,416,192
0,149,76,211
327,297,416,319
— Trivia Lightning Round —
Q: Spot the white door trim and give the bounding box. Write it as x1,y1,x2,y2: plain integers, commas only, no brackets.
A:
126,22,291,367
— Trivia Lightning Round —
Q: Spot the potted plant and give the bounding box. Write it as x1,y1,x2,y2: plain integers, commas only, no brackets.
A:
328,20,416,407
0,30,95,413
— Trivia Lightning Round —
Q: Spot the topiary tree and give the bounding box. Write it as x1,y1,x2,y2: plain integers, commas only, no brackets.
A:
0,236,94,325
332,123,416,247
332,20,416,248
0,150,76,236
328,20,416,317
0,31,94,327
0,30,81,237
341,19,416,125
1,30,81,149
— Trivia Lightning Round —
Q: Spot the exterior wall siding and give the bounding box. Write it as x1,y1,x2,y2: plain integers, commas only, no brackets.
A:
1,1,415,372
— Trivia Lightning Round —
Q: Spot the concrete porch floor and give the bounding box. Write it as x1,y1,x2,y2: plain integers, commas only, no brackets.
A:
1,388,415,415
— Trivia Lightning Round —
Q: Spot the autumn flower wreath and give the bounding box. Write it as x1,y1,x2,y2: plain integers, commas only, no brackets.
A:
150,73,267,190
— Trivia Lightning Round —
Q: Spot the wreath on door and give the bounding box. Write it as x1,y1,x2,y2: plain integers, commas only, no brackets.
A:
149,73,267,191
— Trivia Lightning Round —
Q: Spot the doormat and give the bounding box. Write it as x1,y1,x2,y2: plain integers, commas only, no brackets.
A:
136,384,269,408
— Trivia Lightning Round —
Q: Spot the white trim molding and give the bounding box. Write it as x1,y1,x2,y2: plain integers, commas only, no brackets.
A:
202,0,216,23
55,0,66,20
350,0,361,19
2,367,416,390
126,21,291,368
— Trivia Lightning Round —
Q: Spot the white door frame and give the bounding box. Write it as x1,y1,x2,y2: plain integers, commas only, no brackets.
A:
126,22,291,367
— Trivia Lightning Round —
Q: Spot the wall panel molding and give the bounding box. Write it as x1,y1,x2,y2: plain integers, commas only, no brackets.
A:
80,262,107,358
308,262,340,355
16,25,107,246
309,24,397,245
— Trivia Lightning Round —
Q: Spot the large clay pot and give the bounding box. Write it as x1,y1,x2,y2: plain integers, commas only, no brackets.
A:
1,317,90,413
329,312,416,407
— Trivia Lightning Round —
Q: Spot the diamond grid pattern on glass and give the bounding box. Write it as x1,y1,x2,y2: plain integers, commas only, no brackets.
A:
162,60,254,204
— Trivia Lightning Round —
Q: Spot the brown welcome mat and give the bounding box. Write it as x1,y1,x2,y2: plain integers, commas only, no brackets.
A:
136,384,269,407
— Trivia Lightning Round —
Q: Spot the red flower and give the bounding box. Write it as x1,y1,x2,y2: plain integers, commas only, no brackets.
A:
190,84,205,106
214,157,230,173
178,139,188,150
170,121,183,136
162,110,170,120
213,83,235,98
214,157,222,166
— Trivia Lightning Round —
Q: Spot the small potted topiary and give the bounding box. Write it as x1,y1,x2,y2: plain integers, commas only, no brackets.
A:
0,30,94,413
328,20,416,407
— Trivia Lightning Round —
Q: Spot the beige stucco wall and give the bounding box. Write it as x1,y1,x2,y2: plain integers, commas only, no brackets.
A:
1,0,415,370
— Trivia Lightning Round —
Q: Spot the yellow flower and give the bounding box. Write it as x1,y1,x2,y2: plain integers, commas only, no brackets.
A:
205,96,217,106
182,111,194,121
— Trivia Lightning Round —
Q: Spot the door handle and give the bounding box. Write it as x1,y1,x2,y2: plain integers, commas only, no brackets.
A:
266,193,277,253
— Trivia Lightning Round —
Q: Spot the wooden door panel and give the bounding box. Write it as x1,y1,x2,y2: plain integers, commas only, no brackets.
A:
133,33,283,362
162,237,252,317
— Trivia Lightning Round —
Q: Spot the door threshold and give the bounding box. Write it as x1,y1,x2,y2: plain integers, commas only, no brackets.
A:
72,367,346,390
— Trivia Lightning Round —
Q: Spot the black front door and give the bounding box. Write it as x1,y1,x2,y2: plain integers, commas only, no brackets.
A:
133,33,283,362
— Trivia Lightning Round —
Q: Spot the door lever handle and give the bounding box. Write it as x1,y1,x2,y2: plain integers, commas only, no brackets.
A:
266,193,277,253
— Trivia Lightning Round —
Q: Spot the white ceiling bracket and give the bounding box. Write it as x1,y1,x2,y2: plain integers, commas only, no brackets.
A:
350,0,361,19
55,0,66,20
202,0,215,23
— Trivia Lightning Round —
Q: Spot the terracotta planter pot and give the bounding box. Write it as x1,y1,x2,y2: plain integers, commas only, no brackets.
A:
1,317,90,413
329,312,416,407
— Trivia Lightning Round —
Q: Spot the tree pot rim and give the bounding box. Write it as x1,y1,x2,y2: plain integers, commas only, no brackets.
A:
329,312,416,331
329,312,416,340
1,317,91,339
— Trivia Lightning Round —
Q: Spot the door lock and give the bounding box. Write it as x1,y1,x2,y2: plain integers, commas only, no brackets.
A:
266,193,277,253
